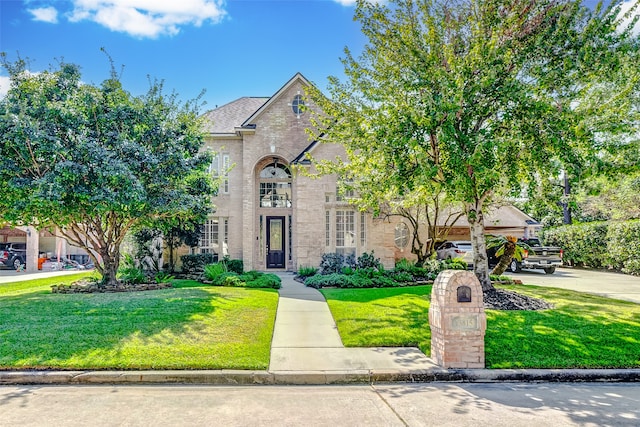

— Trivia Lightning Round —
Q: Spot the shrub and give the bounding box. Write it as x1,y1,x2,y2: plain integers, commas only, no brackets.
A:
355,266,381,279
221,257,244,274
319,253,345,275
544,222,608,268
384,270,414,283
305,273,369,289
297,266,318,278
218,272,242,287
394,258,431,280
181,253,217,274
443,258,468,270
118,267,146,285
607,220,640,275
356,251,382,270
241,272,281,289
155,271,175,284
203,263,227,281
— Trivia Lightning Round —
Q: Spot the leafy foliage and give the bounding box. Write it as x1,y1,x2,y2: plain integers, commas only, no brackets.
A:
319,253,346,275
297,266,319,278
543,220,640,275
221,257,244,275
356,251,382,270
307,0,639,291
181,253,217,274
0,55,214,287
203,262,228,281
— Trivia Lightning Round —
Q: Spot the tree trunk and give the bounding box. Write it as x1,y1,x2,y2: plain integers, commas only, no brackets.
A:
491,241,516,276
467,202,494,292
99,250,122,289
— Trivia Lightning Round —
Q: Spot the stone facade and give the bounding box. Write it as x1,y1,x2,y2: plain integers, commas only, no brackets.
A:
195,73,403,272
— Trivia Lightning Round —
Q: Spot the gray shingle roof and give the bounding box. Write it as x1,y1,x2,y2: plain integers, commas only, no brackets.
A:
201,97,269,134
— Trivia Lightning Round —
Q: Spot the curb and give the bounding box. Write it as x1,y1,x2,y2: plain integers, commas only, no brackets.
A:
2,368,640,386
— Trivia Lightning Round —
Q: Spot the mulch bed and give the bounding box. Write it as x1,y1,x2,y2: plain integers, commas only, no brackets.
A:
483,288,553,310
51,281,173,294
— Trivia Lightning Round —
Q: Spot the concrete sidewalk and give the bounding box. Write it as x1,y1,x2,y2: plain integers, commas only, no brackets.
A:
269,272,438,374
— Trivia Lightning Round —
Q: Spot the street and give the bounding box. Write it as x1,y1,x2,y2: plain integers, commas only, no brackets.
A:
1,383,639,426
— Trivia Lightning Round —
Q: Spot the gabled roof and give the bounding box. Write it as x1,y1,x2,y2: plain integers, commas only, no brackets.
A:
200,97,268,134
241,72,312,127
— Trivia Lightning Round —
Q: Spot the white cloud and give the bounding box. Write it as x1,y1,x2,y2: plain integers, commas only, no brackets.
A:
67,0,227,38
28,6,59,23
0,76,11,99
615,0,640,36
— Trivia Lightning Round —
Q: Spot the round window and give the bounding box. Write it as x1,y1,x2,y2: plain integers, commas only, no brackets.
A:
394,222,409,248
291,94,305,116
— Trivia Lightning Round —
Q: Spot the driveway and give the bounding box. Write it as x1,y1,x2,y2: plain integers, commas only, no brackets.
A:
0,269,89,284
506,266,640,304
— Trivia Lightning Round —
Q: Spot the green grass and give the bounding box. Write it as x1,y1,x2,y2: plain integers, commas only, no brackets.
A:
321,284,640,369
320,286,431,350
0,278,278,370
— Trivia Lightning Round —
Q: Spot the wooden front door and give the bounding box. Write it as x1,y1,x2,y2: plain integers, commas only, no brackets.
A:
266,216,285,268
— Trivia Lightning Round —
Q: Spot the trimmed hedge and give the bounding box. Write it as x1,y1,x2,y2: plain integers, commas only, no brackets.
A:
543,220,640,275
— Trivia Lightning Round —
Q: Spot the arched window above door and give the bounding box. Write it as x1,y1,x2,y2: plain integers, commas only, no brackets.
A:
260,162,291,179
259,160,292,208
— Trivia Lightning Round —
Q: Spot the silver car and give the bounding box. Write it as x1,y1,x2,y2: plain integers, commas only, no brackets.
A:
436,241,474,266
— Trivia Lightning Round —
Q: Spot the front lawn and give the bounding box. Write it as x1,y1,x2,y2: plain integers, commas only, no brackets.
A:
0,277,278,370
321,284,640,369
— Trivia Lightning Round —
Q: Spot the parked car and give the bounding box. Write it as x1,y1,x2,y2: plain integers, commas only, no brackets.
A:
436,240,474,266
0,242,27,270
41,258,87,271
510,238,563,274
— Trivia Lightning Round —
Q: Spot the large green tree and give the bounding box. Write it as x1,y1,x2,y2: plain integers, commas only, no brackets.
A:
0,56,214,287
309,0,639,291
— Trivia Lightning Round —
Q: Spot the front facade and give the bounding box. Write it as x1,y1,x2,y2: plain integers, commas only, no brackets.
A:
193,73,401,271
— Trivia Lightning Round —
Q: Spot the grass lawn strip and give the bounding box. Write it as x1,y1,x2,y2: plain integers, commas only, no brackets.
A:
0,278,278,370
321,284,640,369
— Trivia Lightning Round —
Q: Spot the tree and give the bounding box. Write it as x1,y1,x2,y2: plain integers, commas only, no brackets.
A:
309,0,639,291
487,234,526,276
0,55,214,287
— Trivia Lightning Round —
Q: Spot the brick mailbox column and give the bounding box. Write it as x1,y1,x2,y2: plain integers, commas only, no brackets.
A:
429,270,486,368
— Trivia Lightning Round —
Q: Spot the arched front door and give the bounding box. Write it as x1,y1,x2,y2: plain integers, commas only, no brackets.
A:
258,158,292,269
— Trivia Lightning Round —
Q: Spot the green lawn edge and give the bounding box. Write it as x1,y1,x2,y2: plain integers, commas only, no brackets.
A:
0,277,278,370
321,284,640,369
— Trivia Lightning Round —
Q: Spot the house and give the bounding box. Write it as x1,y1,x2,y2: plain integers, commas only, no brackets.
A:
443,204,542,241
188,73,405,271
187,73,546,272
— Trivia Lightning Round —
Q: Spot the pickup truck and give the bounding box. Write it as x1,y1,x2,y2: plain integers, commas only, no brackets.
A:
509,238,563,274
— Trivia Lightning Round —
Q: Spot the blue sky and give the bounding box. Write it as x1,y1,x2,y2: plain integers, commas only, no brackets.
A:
1,0,367,110
1,0,636,112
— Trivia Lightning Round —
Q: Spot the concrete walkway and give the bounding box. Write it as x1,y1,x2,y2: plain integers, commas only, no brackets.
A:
269,272,440,374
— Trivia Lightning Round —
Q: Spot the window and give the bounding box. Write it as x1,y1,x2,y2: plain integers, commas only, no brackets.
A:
291,94,305,117
336,210,356,257
336,184,355,202
395,222,409,249
259,161,292,208
360,212,366,246
325,211,330,246
209,154,230,194
199,217,228,256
